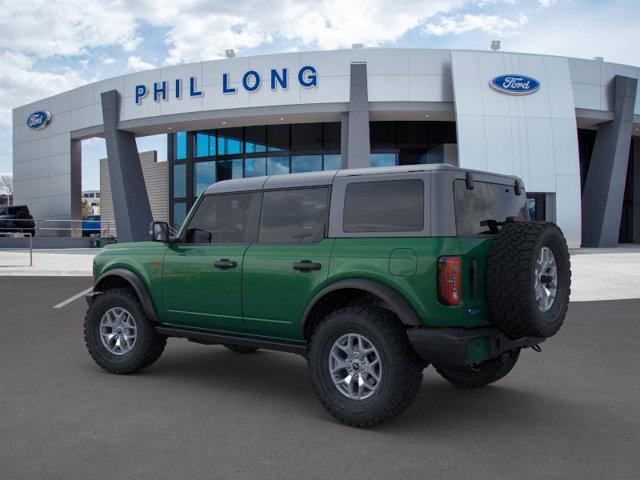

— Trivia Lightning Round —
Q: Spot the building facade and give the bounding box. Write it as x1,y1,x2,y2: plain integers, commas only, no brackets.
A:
11,48,640,246
99,150,168,237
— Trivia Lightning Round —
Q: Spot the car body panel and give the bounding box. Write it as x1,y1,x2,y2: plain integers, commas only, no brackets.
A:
242,238,334,340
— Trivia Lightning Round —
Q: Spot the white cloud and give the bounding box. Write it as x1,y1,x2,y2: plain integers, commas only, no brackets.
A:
126,56,156,72
0,51,87,125
538,0,558,7
134,0,465,64
0,0,141,57
424,13,529,36
102,57,116,65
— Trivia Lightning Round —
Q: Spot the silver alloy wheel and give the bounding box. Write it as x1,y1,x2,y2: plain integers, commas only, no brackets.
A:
100,307,137,355
534,246,558,312
329,333,382,400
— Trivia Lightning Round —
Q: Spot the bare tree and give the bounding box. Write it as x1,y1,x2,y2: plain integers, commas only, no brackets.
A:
0,173,13,206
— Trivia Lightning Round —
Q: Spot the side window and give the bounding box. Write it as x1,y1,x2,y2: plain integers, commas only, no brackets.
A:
343,179,424,232
183,193,254,244
259,188,329,243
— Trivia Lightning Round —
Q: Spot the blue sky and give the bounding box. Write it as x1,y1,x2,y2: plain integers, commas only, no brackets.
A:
1,0,638,191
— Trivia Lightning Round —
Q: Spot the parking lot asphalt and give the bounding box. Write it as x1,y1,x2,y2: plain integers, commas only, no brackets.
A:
1,276,639,480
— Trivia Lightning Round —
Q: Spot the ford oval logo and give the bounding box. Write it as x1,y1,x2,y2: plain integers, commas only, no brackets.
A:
26,110,51,130
490,74,540,95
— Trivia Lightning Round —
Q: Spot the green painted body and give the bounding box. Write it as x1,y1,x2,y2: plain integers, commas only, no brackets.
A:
93,234,495,344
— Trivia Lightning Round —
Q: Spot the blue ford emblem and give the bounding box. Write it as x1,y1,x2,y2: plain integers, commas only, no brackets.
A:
26,110,51,130
490,74,540,95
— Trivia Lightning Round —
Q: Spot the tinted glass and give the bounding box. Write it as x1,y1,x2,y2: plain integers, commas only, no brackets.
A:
370,122,396,150
291,155,322,173
174,131,187,160
184,193,253,244
173,163,186,197
245,157,267,177
267,157,290,175
370,153,397,168
454,180,529,235
343,180,424,232
195,131,215,157
194,161,215,195
323,123,341,152
267,124,289,151
217,159,243,181
172,202,186,230
245,126,267,153
217,128,243,155
323,154,341,170
398,122,427,148
259,188,329,243
291,123,322,151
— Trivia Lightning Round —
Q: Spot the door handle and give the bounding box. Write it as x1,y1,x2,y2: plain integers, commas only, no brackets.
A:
293,261,321,271
214,259,237,269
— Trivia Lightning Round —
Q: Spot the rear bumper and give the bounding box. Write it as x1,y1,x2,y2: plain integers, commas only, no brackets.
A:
407,326,544,367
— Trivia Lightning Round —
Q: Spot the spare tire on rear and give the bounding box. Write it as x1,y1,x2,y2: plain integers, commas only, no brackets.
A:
486,221,571,339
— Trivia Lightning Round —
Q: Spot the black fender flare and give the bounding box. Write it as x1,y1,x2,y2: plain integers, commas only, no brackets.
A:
94,268,160,323
301,279,422,337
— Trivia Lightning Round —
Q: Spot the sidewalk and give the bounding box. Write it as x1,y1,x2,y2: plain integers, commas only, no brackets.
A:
0,248,96,276
0,246,639,301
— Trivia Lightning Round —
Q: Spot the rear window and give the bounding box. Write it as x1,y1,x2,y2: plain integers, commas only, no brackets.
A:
343,179,424,233
454,180,528,235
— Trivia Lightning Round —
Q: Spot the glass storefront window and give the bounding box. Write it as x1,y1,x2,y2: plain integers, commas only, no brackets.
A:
323,154,341,171
371,153,397,168
245,126,267,153
172,202,187,231
292,123,322,152
291,155,322,173
194,161,216,195
267,125,289,152
174,131,187,160
218,128,243,155
173,163,186,197
195,131,216,157
245,157,267,177
217,159,243,181
323,123,341,152
267,157,290,175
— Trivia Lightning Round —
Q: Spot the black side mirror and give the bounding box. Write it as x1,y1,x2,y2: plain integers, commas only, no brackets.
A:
150,221,170,243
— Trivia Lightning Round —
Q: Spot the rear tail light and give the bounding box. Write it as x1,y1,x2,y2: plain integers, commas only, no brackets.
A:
438,256,461,306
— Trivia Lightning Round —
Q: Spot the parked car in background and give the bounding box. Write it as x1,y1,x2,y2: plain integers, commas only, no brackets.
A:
0,205,35,236
82,215,101,237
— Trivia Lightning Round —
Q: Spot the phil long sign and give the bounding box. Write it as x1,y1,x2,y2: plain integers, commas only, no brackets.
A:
490,74,540,95
135,66,318,105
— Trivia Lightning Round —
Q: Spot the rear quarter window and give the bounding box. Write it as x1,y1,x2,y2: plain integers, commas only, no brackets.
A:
454,180,529,235
343,179,424,233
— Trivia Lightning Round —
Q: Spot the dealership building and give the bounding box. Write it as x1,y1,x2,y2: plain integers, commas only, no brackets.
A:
11,48,640,247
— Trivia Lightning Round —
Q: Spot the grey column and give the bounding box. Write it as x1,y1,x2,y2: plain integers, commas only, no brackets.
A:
633,138,640,243
101,90,153,242
344,62,370,169
582,75,638,247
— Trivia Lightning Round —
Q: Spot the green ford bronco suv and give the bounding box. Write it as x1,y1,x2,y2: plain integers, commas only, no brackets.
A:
84,164,571,427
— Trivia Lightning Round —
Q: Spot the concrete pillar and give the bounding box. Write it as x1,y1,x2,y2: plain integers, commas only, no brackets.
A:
101,90,153,242
344,63,370,169
582,75,638,247
633,138,640,243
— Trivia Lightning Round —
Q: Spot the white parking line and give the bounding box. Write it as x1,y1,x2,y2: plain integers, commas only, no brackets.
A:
53,287,93,309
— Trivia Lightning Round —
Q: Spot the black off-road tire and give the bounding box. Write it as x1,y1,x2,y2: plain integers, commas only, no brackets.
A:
84,288,167,374
435,349,520,389
308,306,423,428
486,222,571,339
223,344,260,354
